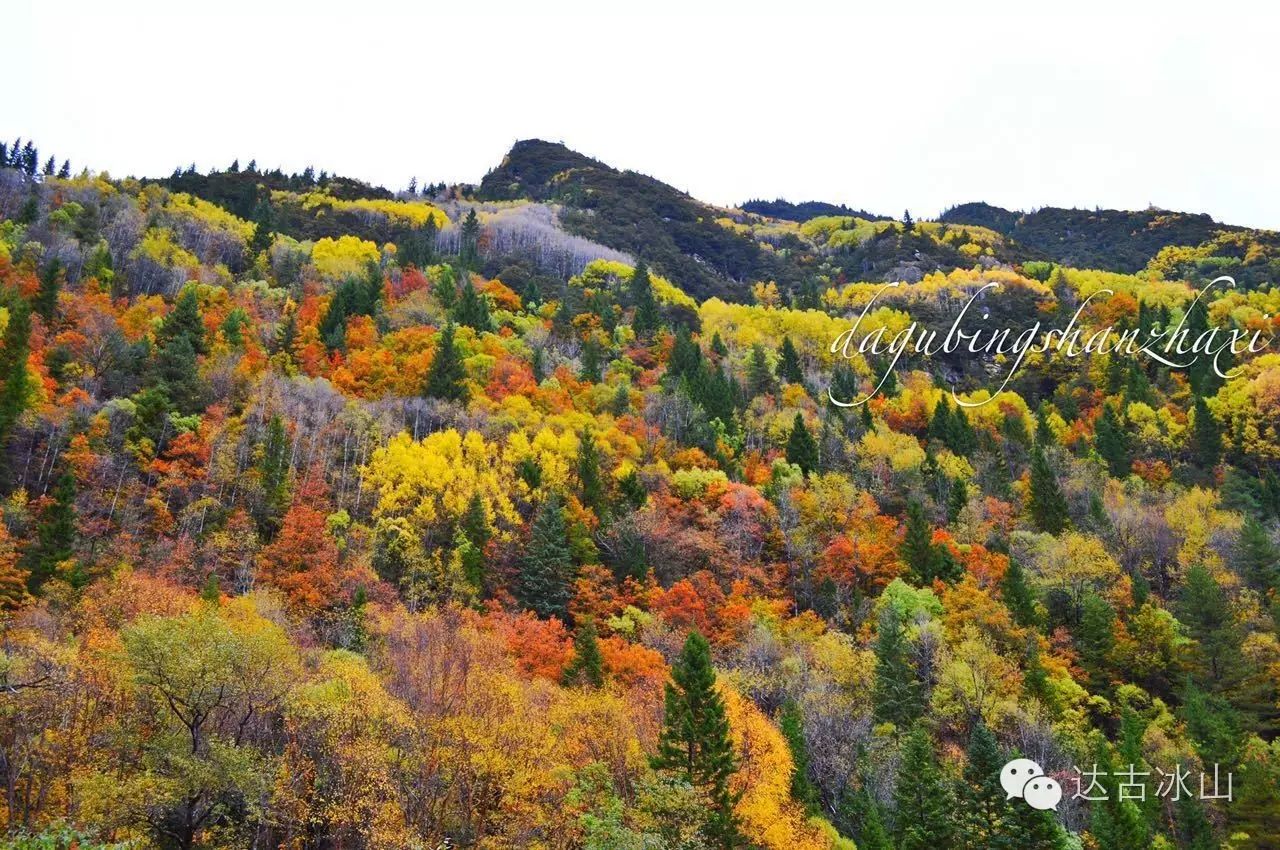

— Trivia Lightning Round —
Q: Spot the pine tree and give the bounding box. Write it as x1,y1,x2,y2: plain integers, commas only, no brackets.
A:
518,493,573,618
786,412,819,474
745,343,775,398
630,261,660,336
1179,565,1243,689
1095,403,1131,477
668,326,703,385
893,726,956,850
452,277,492,331
24,470,77,593
459,208,481,268
424,323,467,402
778,700,818,812
961,724,1019,850
1029,444,1070,533
872,607,923,729
901,499,958,584
200,573,221,604
34,259,62,322
652,631,743,849
577,427,606,520
710,331,728,357
1035,402,1056,446
1190,397,1223,468
0,296,32,480
563,620,605,688
1238,515,1279,592
258,414,290,531
159,287,207,355
929,395,955,445
1078,592,1116,689
839,789,892,850
249,196,275,256
1000,557,1041,629
778,336,804,385
579,338,603,383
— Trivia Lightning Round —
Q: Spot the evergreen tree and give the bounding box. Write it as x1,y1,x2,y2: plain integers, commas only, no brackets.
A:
745,343,775,398
577,427,606,520
1000,557,1041,629
424,323,467,402
785,412,819,474
459,207,481,268
929,395,955,445
1190,397,1223,468
0,296,32,479
893,726,956,850
155,333,204,415
1029,444,1070,533
579,338,603,383
159,287,207,355
839,789,892,850
452,277,492,331
778,336,804,385
630,261,660,336
901,499,959,584
24,470,77,592
710,331,728,357
34,259,62,322
872,607,923,729
1077,592,1116,689
652,631,743,849
1179,565,1243,689
563,620,605,689
778,700,818,812
610,381,631,416
249,196,275,256
1035,402,1056,446
1095,403,1131,477
434,265,459,309
1238,516,1279,592
961,724,1019,850
518,492,573,618
667,326,703,385
200,573,221,604
258,414,290,531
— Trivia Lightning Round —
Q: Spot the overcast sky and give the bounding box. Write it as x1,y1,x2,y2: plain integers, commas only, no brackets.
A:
10,1,1280,228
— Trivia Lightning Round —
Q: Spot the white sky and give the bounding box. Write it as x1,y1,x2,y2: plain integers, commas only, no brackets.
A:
9,0,1280,228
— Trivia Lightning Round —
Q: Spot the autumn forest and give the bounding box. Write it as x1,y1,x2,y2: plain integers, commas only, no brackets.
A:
0,136,1279,849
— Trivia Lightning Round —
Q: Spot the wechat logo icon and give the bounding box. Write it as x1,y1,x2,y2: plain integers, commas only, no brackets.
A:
1001,758,1062,811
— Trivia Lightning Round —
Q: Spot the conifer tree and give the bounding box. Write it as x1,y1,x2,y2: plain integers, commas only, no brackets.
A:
667,325,703,385
424,322,467,402
452,277,492,331
0,296,32,479
579,338,603,383
1190,397,1223,468
1179,565,1242,688
786,412,819,474
459,208,481,268
1095,403,1131,477
710,331,728,357
839,788,892,850
155,333,204,415
1029,444,1070,533
1000,557,1041,629
778,336,804,385
34,259,62,322
652,631,743,849
961,724,1018,850
778,700,818,812
1238,515,1279,592
630,261,660,336
893,725,956,850
577,427,606,520
745,343,775,398
518,492,573,618
872,607,923,729
563,620,605,688
901,499,958,584
24,470,77,592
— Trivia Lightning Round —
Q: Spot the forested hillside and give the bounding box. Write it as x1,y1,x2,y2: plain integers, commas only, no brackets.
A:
0,136,1279,850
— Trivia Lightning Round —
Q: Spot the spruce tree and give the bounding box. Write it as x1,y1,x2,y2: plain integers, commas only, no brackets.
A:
1238,515,1279,592
563,619,605,688
1190,397,1223,468
900,499,958,584
785,412,819,474
778,336,804,385
579,338,603,383
452,277,492,331
630,261,660,336
745,343,775,398
34,259,62,322
518,492,573,618
839,788,892,850
1095,403,1131,478
893,726,956,850
778,700,818,812
872,607,922,729
961,724,1018,850
424,323,467,402
667,326,703,385
577,427,606,520
258,414,290,531
1077,592,1116,689
0,296,32,478
24,470,77,593
1000,557,1041,629
1179,565,1243,688
459,208,481,268
1029,444,1070,533
652,631,743,849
